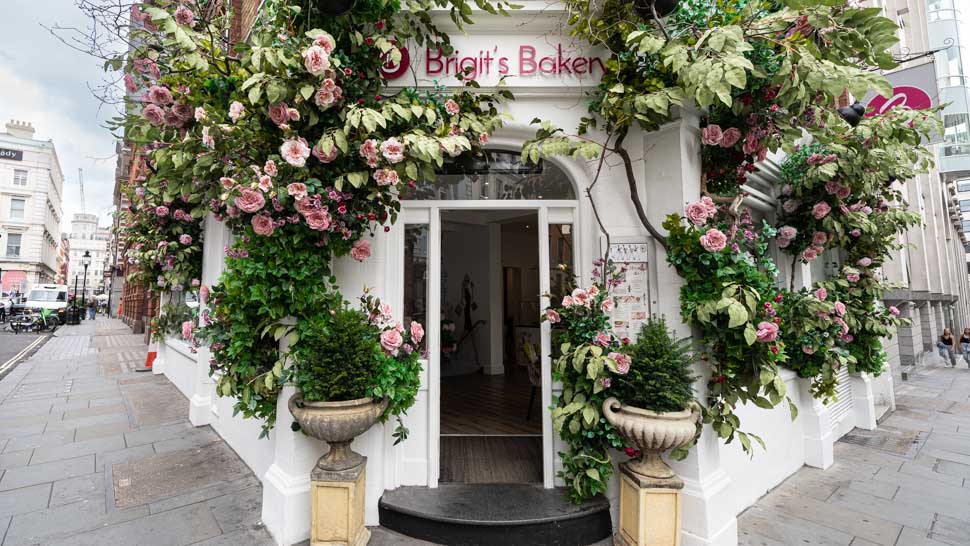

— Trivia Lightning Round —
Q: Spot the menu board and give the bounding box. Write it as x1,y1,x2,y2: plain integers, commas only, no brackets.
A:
608,243,651,341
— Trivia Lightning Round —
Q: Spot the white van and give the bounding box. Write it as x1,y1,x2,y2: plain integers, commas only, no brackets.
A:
25,284,70,323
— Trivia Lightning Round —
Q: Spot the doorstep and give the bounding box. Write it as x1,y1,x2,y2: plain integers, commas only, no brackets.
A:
379,483,612,546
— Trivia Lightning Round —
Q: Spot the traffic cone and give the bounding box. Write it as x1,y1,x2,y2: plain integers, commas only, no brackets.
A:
136,350,157,373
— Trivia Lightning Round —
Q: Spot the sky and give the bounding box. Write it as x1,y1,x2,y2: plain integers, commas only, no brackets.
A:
0,0,121,232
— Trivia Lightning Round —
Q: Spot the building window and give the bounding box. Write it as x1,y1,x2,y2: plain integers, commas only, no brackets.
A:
959,181,970,192
10,198,26,219
12,169,27,186
5,233,21,257
963,220,970,232
944,113,970,156
961,200,970,212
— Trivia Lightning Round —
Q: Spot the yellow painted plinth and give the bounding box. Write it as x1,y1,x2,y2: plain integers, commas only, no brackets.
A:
615,463,682,546
310,461,370,546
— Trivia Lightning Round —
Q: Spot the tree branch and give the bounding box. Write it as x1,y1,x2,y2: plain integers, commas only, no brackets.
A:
614,130,668,251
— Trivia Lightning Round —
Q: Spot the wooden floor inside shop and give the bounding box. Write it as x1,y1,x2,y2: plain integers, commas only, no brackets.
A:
440,366,543,484
440,366,542,435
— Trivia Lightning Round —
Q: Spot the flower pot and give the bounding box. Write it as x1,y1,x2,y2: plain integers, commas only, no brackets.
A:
289,394,388,471
602,398,701,482
318,0,356,16
633,0,680,19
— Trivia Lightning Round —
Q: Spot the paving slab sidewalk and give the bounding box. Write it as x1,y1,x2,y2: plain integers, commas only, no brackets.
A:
740,351,970,546
0,318,273,546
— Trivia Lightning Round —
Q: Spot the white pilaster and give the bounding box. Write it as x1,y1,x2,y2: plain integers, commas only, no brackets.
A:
850,373,877,431
486,222,504,375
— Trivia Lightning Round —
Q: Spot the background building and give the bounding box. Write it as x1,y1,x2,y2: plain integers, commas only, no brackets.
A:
67,212,109,299
56,233,69,285
0,120,65,294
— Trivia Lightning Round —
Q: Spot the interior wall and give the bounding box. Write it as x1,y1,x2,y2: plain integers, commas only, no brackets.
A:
502,220,540,327
441,220,491,375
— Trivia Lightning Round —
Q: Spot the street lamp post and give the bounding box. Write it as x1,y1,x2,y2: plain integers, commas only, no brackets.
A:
81,251,91,320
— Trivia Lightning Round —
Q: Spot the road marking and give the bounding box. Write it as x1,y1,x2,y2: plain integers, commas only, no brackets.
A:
0,335,48,375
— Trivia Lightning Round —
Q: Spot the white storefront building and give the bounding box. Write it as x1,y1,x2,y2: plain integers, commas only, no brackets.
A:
152,4,968,546
0,120,65,294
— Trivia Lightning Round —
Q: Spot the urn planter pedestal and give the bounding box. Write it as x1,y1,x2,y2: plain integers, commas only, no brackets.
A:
603,398,701,546
289,394,388,546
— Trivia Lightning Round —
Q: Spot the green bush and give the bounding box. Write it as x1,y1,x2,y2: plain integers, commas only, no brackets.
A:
613,318,696,413
291,307,382,403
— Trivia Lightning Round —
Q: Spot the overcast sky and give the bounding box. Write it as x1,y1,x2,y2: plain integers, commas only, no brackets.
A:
0,0,120,233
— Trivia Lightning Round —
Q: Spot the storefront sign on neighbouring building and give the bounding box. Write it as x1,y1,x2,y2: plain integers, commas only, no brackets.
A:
385,35,607,88
862,60,940,143
0,148,24,161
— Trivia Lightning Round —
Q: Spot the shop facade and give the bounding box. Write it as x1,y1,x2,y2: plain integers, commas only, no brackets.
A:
152,4,906,546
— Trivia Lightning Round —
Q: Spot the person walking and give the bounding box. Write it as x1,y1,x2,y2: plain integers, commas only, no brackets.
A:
939,328,957,368
87,300,96,320
960,328,970,367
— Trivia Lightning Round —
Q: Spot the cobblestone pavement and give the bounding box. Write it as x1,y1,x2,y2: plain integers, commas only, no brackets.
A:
740,352,970,546
0,318,273,546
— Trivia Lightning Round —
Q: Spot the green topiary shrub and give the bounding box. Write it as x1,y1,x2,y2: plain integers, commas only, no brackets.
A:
613,317,696,413
291,306,382,403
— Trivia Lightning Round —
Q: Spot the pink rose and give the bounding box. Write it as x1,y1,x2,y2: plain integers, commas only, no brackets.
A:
445,99,460,115
479,132,489,145
315,79,342,109
561,296,574,307
380,137,405,164
305,209,332,231
194,107,207,122
857,257,872,267
142,104,165,125
802,345,815,355
755,321,779,343
201,126,214,148
199,285,209,305
846,273,860,282
258,175,273,192
811,232,827,246
312,141,339,163
228,101,245,122
287,183,308,201
302,45,331,75
601,298,614,313
571,288,590,306
174,5,194,26
380,329,403,353
594,332,611,347
814,287,827,301
181,321,194,340
234,188,266,213
889,306,900,316
545,309,561,323
251,213,275,236
280,137,311,168
720,128,742,148
812,202,831,219
587,285,600,297
155,206,169,217
782,200,799,213
264,160,278,176
374,168,400,186
179,234,192,245
268,103,289,126
834,301,846,317
220,177,236,190
147,85,173,105
410,321,425,344
608,352,631,374
313,33,336,53
699,228,727,252
777,226,797,240
743,132,760,155
124,73,138,93
686,201,712,226
350,239,371,261
837,186,851,199
801,247,819,261
701,124,723,146
850,229,862,237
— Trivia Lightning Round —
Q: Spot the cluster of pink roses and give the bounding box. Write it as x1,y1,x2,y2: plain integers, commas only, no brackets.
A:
141,85,193,128
701,124,742,149
368,301,424,358
684,196,718,226
813,287,852,343
557,286,613,314
699,228,728,252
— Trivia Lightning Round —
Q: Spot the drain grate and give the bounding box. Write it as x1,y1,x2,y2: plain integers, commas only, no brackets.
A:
839,426,927,458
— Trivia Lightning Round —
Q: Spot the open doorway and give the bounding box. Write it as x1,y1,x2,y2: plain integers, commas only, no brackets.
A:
437,209,549,484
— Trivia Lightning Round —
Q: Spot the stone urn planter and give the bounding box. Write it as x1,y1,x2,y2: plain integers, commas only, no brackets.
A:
602,397,701,485
288,394,388,472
